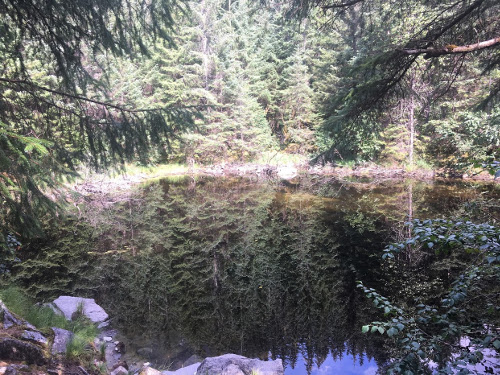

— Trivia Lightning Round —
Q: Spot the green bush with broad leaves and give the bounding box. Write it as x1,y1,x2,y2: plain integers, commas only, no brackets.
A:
359,219,500,374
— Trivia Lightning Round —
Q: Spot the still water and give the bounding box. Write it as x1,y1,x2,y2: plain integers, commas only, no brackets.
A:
19,176,500,374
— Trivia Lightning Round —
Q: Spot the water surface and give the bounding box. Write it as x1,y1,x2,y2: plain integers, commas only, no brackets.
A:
18,176,500,374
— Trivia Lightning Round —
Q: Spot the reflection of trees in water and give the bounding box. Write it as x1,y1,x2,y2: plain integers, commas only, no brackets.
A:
14,177,500,372
88,177,391,370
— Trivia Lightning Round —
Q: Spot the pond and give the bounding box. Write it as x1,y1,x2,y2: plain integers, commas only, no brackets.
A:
16,176,500,374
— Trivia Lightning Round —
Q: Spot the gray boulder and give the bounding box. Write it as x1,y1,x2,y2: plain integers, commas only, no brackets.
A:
51,327,74,355
197,354,283,375
52,296,108,323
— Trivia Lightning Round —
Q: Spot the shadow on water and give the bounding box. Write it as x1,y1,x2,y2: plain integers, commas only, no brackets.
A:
14,176,500,374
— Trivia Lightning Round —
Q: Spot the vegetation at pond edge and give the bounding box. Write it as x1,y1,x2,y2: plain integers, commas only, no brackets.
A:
0,287,100,364
0,0,499,374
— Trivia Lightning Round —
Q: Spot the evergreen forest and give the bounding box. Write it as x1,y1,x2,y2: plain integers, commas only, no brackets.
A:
0,1,499,374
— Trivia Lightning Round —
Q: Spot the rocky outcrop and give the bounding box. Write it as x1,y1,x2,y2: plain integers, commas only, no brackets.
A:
51,327,74,355
0,337,48,365
1,301,34,330
52,296,109,323
196,354,284,375
0,301,49,365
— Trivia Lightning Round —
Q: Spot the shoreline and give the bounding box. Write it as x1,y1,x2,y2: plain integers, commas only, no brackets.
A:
68,162,498,200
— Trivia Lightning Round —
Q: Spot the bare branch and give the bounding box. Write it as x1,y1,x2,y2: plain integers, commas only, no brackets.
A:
321,0,364,10
401,36,500,58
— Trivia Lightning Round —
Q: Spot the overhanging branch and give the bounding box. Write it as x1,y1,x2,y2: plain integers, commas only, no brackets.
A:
0,77,200,113
401,37,500,59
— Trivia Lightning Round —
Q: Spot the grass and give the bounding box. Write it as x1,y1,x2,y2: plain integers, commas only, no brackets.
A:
254,151,307,166
0,285,98,360
0,285,70,329
121,163,189,177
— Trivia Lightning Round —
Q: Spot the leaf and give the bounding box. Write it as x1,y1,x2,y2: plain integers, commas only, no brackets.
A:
371,326,378,333
387,327,398,337
384,306,391,314
362,325,370,333
493,340,500,349
427,242,434,248
377,327,385,334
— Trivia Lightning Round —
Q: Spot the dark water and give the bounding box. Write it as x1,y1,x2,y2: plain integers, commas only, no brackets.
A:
18,176,500,374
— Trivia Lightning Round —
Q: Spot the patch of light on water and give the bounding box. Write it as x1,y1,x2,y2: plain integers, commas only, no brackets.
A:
284,352,377,375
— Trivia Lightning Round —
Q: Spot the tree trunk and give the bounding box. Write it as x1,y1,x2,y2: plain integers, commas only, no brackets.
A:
409,73,415,168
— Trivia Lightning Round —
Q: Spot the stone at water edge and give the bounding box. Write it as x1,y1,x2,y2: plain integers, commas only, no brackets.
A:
52,296,108,323
197,354,284,375
140,366,163,375
110,366,128,375
51,327,74,355
161,362,201,375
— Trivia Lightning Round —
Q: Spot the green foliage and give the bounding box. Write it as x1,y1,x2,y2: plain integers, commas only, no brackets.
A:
0,286,98,342
361,218,500,374
0,286,98,362
0,0,198,247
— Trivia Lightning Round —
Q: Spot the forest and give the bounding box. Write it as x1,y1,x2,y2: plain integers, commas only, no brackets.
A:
1,0,499,236
0,1,499,375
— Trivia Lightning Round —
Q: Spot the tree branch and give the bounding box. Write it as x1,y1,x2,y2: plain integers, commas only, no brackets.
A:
401,36,500,59
321,0,364,10
0,77,199,113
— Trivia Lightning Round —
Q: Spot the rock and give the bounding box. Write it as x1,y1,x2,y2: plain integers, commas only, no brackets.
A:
0,337,48,365
53,296,108,323
162,363,200,375
42,303,63,316
183,354,203,367
140,366,162,375
197,354,284,375
0,300,35,330
277,166,298,180
137,347,154,359
21,330,48,346
115,341,126,354
110,366,128,375
112,361,129,370
104,336,112,342
0,364,28,375
51,327,74,355
98,321,110,330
